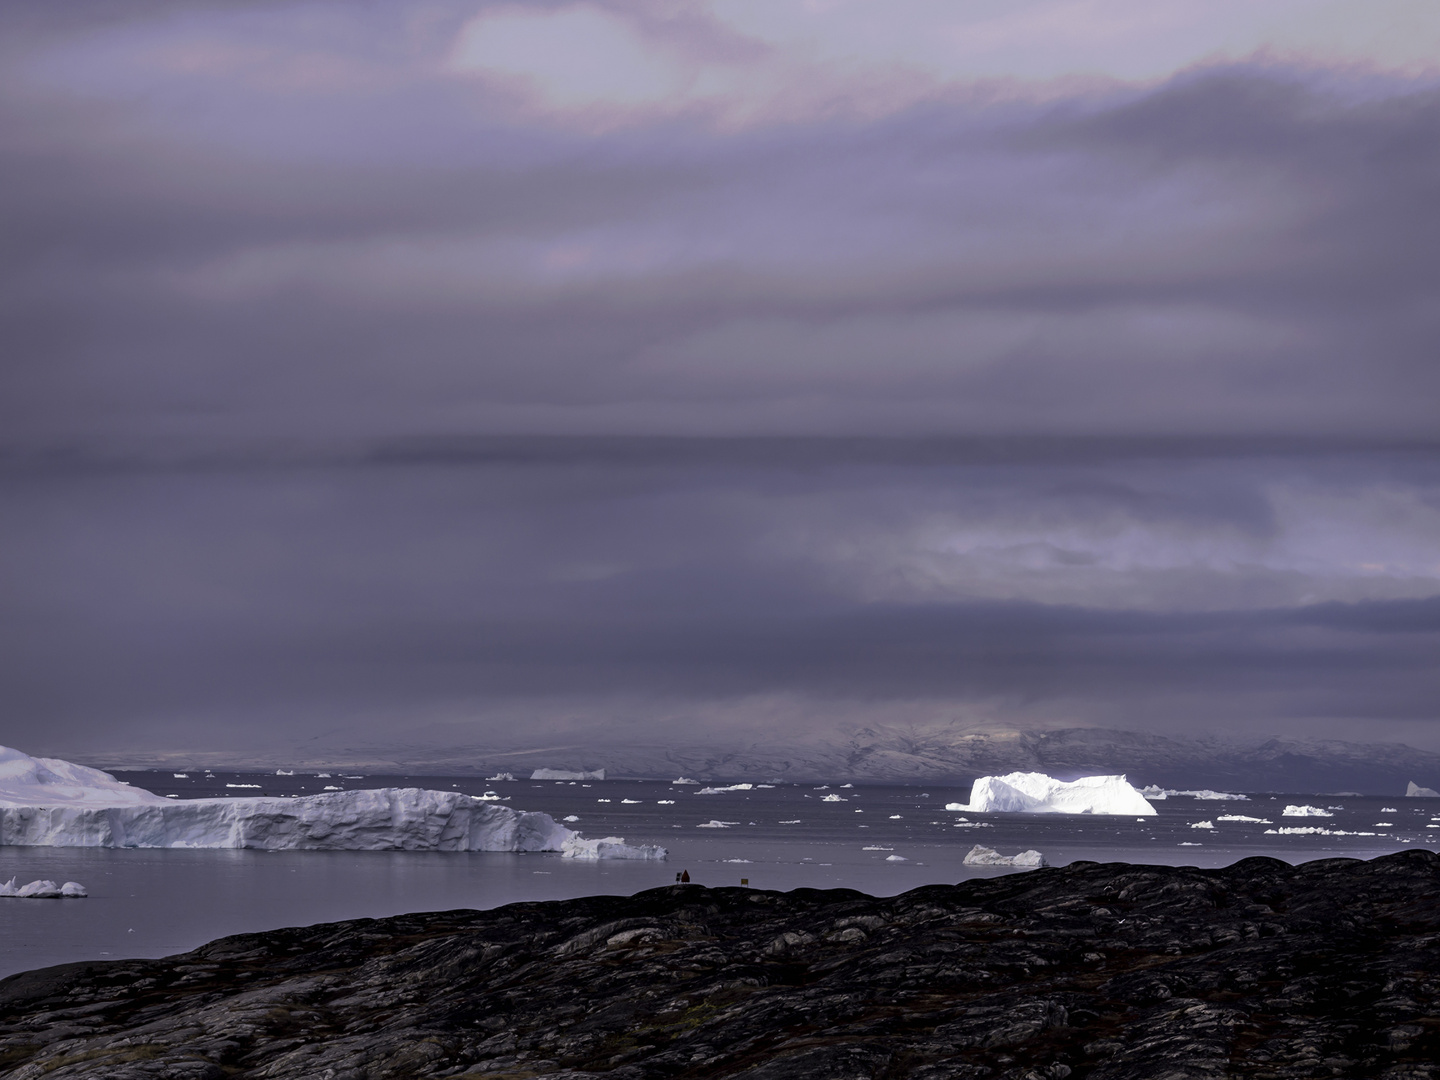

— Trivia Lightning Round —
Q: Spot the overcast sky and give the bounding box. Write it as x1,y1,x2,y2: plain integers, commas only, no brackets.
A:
3,1,1439,762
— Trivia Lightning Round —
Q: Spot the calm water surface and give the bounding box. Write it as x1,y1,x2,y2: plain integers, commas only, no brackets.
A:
3,774,1435,978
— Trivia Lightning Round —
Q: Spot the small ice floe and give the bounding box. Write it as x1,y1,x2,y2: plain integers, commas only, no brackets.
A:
226,783,262,789
1191,821,1215,829
323,785,342,791
596,798,611,803
885,854,908,862
821,794,846,802
723,858,752,864
475,791,502,802
1264,826,1372,836
696,820,739,828
840,783,854,789
779,819,801,824
756,784,776,789
672,777,699,785
862,845,894,851
317,773,332,778
0,878,87,898
563,815,580,822
889,814,902,819
1375,822,1394,827
275,769,295,776
173,773,189,778
656,799,675,805
485,772,516,782
1282,805,1333,817
1381,807,1399,813
962,845,1046,868
696,784,752,795
621,799,642,804
1178,842,1203,846
1216,814,1271,823
166,794,179,798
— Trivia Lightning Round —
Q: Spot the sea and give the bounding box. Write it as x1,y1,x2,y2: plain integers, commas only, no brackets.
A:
2,770,1436,979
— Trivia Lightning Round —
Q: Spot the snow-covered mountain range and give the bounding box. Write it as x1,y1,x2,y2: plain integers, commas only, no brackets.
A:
78,726,1440,795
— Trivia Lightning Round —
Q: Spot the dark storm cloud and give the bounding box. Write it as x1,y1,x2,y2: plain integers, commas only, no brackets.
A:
2,3,1438,760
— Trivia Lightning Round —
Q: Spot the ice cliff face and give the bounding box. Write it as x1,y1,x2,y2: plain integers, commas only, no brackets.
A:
0,747,665,859
0,786,665,858
948,772,1156,816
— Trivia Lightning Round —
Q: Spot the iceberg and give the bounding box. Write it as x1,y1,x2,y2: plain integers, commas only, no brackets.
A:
963,844,1047,868
0,746,171,808
1406,781,1440,798
949,773,1155,816
1282,805,1333,817
485,772,517,782
531,768,606,781
695,784,753,795
0,746,663,858
0,878,88,898
1141,786,1246,801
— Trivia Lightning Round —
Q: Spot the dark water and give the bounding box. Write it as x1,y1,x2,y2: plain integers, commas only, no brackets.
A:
3,772,1435,979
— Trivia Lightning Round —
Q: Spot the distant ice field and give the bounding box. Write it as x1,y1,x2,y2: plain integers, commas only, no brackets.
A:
2,771,1435,978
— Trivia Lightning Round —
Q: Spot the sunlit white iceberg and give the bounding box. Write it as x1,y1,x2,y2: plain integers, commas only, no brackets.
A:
1282,805,1333,817
948,773,1155,816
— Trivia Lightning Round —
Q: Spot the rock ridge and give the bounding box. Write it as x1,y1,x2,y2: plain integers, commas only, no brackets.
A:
2,851,1439,1078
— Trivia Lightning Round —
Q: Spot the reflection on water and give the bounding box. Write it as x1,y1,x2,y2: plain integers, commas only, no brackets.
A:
3,777,1434,979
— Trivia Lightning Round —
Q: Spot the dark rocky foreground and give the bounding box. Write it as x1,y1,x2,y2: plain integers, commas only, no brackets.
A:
3,852,1439,1079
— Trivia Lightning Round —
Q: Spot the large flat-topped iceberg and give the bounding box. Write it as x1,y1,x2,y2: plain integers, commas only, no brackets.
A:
0,747,663,858
947,772,1156,816
531,768,606,781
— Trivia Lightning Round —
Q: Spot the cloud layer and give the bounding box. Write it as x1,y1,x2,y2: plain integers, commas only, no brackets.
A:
3,2,1438,759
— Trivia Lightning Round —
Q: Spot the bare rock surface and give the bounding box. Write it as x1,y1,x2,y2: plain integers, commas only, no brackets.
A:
2,851,1439,1078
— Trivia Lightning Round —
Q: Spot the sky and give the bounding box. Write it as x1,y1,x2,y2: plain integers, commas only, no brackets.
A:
2,0,1439,763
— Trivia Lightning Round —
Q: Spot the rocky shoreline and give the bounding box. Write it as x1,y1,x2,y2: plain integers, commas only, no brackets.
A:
2,851,1438,1078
